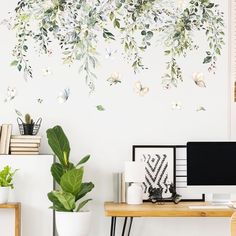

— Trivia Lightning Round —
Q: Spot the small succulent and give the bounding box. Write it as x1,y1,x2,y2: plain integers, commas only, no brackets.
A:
25,113,33,124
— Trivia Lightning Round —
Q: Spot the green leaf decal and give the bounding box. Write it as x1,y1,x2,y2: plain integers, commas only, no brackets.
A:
96,105,105,111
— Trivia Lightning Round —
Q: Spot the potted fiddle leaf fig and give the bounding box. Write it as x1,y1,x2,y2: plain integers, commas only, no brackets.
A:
46,125,94,236
0,166,17,204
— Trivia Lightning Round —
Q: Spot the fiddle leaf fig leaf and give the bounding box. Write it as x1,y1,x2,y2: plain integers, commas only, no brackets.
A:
47,126,70,167
51,163,64,185
60,168,83,196
49,191,75,211
76,182,95,201
76,199,92,212
76,155,90,167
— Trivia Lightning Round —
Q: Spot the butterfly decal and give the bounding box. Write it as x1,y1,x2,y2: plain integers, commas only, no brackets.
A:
134,81,149,96
42,67,52,76
4,87,17,102
57,88,70,103
107,72,121,86
172,101,182,110
105,48,117,59
196,106,206,112
192,72,206,88
37,98,43,104
0,17,13,30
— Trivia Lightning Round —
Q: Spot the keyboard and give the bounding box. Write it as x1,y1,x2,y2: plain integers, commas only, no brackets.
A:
189,206,229,209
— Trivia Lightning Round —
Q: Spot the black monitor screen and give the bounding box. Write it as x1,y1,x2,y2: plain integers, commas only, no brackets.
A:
187,142,236,185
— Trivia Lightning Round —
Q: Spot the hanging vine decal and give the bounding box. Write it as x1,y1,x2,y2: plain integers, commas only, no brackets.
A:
10,0,224,91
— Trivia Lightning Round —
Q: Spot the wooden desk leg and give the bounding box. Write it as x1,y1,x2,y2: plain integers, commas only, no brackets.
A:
15,204,21,236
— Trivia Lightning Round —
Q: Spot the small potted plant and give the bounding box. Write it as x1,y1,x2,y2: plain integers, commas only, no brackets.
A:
0,166,17,204
17,113,42,135
23,114,34,135
47,125,94,236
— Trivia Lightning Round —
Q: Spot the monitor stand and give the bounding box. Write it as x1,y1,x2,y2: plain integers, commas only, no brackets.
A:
212,193,231,205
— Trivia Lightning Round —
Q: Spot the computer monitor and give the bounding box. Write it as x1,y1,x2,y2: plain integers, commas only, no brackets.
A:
187,142,236,204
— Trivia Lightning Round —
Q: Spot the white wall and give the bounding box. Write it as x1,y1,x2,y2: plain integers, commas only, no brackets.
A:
0,0,233,235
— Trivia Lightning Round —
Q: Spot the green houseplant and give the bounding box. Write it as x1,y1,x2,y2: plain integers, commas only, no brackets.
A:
46,125,94,236
0,166,17,203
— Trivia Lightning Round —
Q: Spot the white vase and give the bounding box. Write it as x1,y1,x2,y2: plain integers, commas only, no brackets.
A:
0,187,10,204
56,211,91,236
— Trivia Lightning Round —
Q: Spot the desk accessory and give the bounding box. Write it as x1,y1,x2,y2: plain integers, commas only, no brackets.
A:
132,145,176,201
148,184,181,204
17,113,42,135
125,161,145,205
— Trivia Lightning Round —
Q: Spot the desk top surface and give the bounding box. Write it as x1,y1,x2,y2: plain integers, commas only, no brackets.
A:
0,202,21,209
104,202,236,217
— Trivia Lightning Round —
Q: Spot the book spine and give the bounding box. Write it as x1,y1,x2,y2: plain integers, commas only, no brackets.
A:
10,147,39,152
121,172,126,203
11,139,41,144
0,124,8,154
11,135,42,139
113,173,119,203
10,143,39,148
11,152,39,155
118,173,122,203
5,124,12,154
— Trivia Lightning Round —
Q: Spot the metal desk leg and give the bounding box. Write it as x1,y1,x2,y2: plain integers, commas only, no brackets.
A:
121,217,128,236
110,217,117,236
127,217,133,236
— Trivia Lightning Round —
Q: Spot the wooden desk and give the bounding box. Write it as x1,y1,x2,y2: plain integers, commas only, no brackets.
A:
0,202,21,236
104,202,236,236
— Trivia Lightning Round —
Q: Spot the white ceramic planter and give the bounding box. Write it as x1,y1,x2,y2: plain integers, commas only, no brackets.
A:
56,211,91,236
0,187,10,204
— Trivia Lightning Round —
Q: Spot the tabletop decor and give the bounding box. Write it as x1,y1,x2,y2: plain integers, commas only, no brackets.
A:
0,166,18,204
132,145,176,202
46,125,94,236
124,161,145,205
17,113,42,135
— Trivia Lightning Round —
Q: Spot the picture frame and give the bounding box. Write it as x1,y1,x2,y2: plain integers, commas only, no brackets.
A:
174,145,205,202
132,145,176,201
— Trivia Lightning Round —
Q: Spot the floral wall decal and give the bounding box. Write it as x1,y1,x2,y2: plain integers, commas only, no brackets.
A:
4,87,17,103
96,105,105,111
134,81,149,96
171,101,183,110
196,106,206,112
9,0,224,92
57,88,70,103
107,72,122,86
192,72,206,88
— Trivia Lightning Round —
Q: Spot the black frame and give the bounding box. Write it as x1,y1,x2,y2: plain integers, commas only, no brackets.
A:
174,145,205,202
132,145,205,202
132,145,176,202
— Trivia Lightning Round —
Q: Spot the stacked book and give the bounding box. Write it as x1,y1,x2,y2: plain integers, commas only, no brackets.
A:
113,172,128,203
0,124,13,154
10,135,41,155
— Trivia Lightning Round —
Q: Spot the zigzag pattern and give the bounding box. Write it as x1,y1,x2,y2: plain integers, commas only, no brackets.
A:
142,153,169,195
